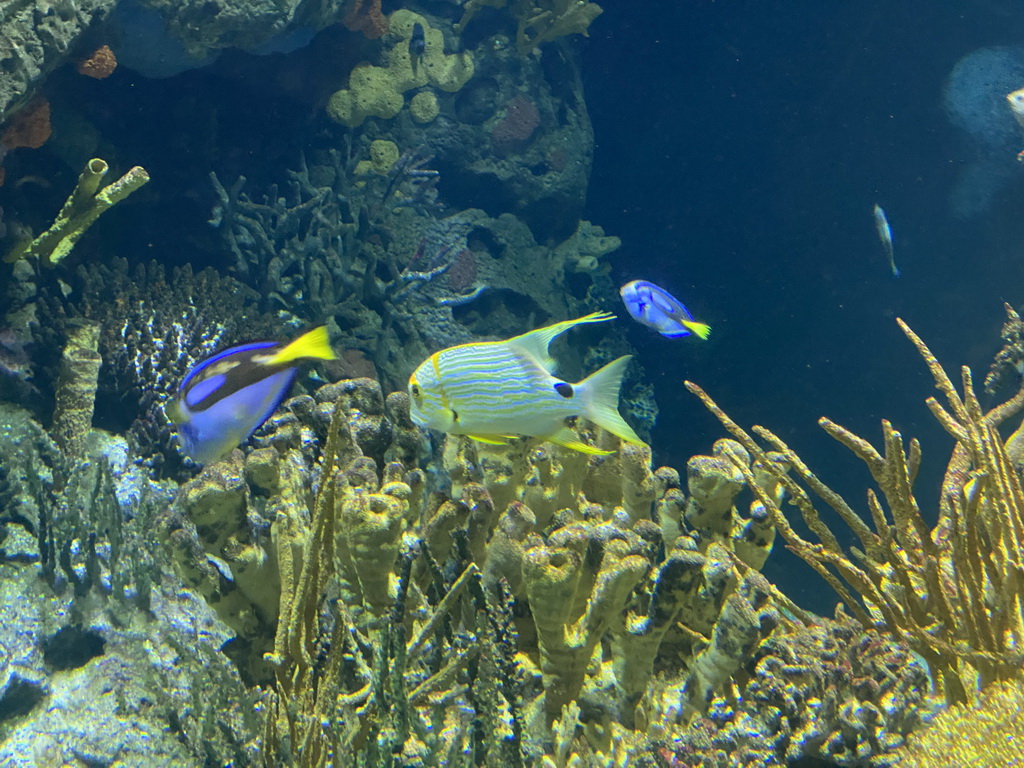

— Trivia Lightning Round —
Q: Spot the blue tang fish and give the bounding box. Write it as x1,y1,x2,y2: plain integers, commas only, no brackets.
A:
619,280,711,339
408,312,645,454
169,326,336,464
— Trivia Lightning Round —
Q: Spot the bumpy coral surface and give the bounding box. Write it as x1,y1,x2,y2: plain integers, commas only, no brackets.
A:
327,10,474,127
894,679,1024,767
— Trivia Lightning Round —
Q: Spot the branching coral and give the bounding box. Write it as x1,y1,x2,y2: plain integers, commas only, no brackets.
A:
687,317,1024,706
457,0,604,53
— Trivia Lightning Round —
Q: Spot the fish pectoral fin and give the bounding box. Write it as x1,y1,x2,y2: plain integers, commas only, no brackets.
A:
165,399,184,424
546,427,615,456
467,434,512,445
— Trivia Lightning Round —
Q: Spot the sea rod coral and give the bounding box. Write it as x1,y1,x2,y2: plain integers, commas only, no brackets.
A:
686,316,1024,707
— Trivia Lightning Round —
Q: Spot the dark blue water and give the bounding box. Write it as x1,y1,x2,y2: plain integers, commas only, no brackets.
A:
584,1,1024,610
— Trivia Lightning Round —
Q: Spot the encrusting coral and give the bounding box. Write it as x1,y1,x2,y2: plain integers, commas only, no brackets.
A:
893,677,1024,766
327,10,474,128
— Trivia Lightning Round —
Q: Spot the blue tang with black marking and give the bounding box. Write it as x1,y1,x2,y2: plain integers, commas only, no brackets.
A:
168,326,336,464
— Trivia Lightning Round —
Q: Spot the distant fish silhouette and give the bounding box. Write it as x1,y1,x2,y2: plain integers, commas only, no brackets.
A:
409,22,425,70
872,204,900,277
619,280,710,339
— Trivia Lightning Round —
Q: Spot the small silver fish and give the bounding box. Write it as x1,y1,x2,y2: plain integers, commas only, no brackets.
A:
873,204,900,278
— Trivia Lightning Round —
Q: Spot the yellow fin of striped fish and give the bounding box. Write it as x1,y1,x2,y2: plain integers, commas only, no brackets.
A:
577,356,646,447
264,326,337,366
467,434,512,445
507,311,616,373
547,427,615,455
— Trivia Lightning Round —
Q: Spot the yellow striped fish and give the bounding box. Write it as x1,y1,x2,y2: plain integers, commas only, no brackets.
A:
407,312,645,454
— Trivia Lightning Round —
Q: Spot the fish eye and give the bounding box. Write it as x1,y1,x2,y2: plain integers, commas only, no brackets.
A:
411,384,421,398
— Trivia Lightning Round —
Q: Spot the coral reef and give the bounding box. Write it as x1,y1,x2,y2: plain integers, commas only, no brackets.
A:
893,678,1024,766
458,0,604,53
0,395,259,765
3,158,149,267
689,318,1024,707
653,613,932,767
327,10,474,128
31,258,279,471
152,371,933,764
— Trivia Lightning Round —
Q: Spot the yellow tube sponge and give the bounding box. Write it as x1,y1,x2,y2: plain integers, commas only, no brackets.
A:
4,158,150,266
327,10,474,127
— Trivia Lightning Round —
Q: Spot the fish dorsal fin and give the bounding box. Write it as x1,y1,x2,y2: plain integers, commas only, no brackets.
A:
507,312,615,372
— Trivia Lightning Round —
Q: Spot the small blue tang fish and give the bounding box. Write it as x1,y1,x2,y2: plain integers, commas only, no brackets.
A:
620,280,711,339
408,312,645,454
168,326,336,464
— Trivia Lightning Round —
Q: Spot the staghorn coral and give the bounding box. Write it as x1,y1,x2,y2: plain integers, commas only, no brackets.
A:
687,316,1024,707
209,152,359,322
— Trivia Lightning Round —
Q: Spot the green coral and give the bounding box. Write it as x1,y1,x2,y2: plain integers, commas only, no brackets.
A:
327,10,473,127
409,90,440,123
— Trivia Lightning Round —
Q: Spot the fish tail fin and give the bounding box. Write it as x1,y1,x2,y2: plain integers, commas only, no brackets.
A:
575,355,646,447
267,326,337,365
683,320,712,340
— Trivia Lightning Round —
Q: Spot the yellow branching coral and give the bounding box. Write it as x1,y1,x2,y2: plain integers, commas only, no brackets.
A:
457,0,604,53
686,317,1024,706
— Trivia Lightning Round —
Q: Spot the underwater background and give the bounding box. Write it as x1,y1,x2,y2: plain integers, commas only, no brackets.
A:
2,0,1024,765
